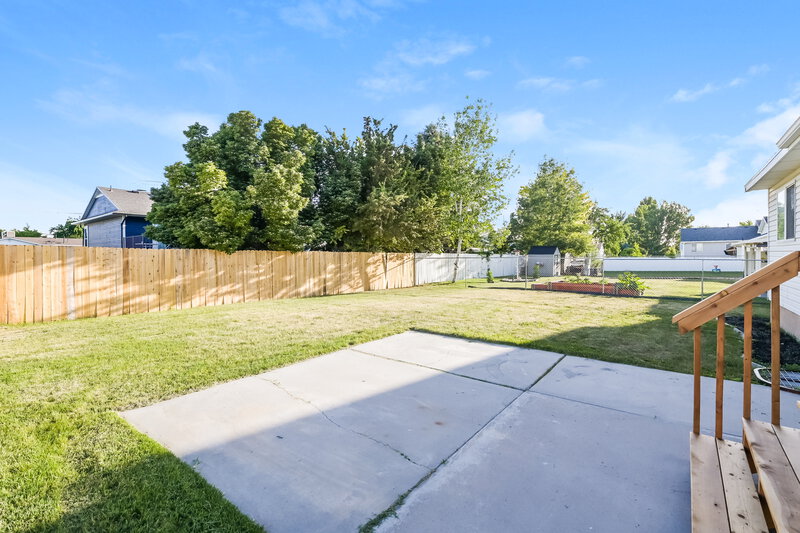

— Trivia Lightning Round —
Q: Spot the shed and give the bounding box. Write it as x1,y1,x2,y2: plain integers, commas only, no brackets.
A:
527,246,560,277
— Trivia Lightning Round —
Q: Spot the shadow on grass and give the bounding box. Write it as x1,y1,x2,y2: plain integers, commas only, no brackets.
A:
26,413,263,533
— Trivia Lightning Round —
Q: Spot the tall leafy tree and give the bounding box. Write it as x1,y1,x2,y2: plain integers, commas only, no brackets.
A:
417,100,513,280
312,128,364,249
50,218,83,238
589,207,629,256
509,158,593,255
626,197,694,256
147,111,318,252
14,224,42,237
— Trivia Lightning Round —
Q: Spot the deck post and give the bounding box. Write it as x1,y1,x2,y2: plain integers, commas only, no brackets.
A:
771,287,781,426
715,314,725,439
693,327,701,435
743,300,752,420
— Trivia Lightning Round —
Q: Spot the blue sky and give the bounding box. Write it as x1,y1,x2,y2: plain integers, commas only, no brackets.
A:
2,1,800,233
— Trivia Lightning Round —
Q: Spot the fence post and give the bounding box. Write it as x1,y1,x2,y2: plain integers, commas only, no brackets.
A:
700,258,705,299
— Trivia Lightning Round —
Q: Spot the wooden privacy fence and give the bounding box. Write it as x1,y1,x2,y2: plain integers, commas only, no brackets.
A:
0,246,416,324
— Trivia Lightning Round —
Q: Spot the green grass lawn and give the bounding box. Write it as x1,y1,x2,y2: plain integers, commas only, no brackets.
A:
0,281,763,532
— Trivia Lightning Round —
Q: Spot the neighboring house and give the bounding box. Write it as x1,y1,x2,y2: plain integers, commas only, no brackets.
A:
679,226,759,257
745,114,800,336
0,230,82,246
527,246,561,277
731,217,768,276
77,187,158,248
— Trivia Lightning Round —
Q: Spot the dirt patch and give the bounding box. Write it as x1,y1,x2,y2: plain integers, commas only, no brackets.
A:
726,315,800,366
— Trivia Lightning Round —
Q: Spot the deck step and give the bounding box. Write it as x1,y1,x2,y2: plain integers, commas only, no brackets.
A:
690,433,768,532
742,419,800,533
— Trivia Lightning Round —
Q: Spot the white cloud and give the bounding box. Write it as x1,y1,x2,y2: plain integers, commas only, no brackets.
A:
359,72,425,96
177,54,219,74
734,103,800,147
360,34,478,97
671,64,770,103
518,77,573,92
278,0,397,37
700,150,733,188
564,55,589,69
465,69,490,80
693,193,767,227
400,104,444,130
498,109,547,141
394,37,475,66
38,87,221,140
671,83,717,103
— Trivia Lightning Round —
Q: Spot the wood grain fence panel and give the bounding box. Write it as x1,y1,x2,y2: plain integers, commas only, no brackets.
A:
0,247,416,323
110,247,124,317
0,247,7,324
33,247,43,323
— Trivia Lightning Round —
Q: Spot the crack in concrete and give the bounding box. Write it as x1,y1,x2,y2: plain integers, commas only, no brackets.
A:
350,347,526,391
259,376,431,471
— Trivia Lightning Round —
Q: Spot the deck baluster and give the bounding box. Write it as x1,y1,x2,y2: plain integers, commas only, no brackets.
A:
716,314,725,439
771,287,781,426
693,327,701,435
743,300,752,420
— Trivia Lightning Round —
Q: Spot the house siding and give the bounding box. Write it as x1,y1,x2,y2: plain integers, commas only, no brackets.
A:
86,195,117,218
680,241,730,257
86,216,123,248
768,171,800,328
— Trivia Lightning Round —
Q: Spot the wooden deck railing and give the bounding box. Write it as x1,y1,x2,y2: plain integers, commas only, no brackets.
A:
672,250,800,436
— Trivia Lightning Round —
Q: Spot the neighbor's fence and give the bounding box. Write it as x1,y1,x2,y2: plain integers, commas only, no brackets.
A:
414,253,522,284
598,256,764,300
0,246,415,324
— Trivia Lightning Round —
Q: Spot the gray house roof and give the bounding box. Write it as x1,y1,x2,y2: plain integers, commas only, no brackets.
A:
78,187,153,224
680,226,759,243
528,246,560,255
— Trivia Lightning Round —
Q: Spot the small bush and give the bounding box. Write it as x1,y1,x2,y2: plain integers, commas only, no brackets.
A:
486,269,495,283
532,263,541,279
564,274,593,284
617,272,649,294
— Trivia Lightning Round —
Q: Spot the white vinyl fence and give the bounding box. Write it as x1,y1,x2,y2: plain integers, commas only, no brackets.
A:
414,253,521,284
603,256,748,274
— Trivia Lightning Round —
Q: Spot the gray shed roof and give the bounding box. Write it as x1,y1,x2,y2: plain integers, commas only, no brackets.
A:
680,226,759,242
528,246,560,255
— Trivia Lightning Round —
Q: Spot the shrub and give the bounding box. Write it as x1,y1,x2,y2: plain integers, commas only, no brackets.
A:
532,263,541,279
487,269,495,283
617,272,649,294
564,274,593,284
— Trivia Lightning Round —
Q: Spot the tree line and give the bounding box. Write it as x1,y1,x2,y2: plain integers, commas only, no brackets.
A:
135,100,692,257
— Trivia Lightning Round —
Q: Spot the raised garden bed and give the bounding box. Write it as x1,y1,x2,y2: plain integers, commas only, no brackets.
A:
530,281,642,297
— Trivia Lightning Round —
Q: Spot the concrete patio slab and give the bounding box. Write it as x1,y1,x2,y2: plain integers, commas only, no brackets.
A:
532,356,800,439
120,332,800,532
121,338,543,533
355,330,563,389
376,392,690,533
124,374,429,533
259,348,523,469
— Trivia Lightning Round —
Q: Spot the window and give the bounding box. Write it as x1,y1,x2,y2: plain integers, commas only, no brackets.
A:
692,243,704,252
777,189,786,240
787,184,796,239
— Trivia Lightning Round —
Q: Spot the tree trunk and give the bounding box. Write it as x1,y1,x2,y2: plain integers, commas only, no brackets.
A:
451,199,463,283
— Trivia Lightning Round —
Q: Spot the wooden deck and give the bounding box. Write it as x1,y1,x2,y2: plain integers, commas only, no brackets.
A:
675,253,800,533
690,420,800,533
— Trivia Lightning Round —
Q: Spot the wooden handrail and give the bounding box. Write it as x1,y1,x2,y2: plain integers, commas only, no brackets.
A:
673,254,798,437
673,251,800,333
